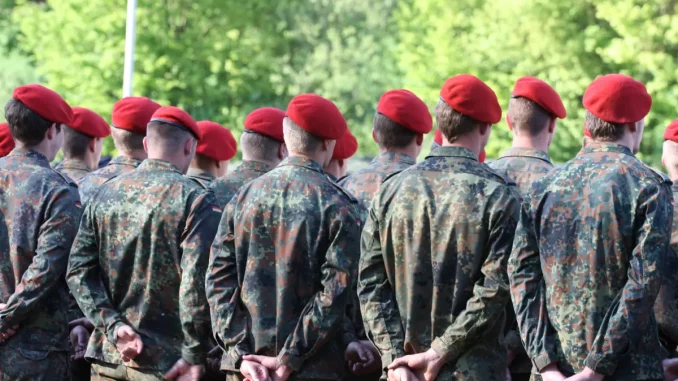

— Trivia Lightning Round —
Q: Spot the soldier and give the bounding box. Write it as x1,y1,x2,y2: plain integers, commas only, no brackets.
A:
0,84,80,380
78,96,161,204
55,107,111,184
339,89,432,206
487,77,566,381
186,120,237,187
359,74,520,381
325,129,358,181
509,74,671,381
209,107,287,207
67,106,220,381
0,122,15,157
206,94,361,381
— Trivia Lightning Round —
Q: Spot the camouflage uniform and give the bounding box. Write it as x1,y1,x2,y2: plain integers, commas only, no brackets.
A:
509,142,672,380
359,146,520,381
0,148,82,381
655,181,678,358
208,160,273,208
186,167,216,188
78,156,143,204
206,156,361,381
338,152,415,207
54,158,91,184
488,147,554,379
67,159,220,378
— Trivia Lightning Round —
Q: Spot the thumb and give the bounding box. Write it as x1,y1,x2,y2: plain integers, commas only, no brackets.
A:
388,356,411,370
356,345,369,362
163,360,185,380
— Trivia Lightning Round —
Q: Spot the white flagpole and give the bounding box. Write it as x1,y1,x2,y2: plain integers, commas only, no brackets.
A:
122,0,137,97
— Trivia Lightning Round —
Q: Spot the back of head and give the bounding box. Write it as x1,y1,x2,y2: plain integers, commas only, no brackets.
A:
111,96,161,155
5,98,54,147
282,117,322,154
145,106,201,174
62,125,91,159
434,100,482,143
507,97,553,137
241,107,286,163
585,111,626,142
146,121,195,153
373,113,418,149
241,131,283,162
374,89,432,150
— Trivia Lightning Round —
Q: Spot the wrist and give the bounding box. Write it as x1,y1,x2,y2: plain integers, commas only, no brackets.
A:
583,367,604,381
541,363,560,373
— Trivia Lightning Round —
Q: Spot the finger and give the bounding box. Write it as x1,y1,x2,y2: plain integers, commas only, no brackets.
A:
364,347,375,364
121,354,130,362
356,346,369,362
388,357,410,369
163,362,183,380
135,337,144,354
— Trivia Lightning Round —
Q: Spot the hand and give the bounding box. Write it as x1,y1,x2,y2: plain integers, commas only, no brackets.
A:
242,355,293,381
663,358,678,381
163,359,204,381
69,317,95,332
0,303,19,344
388,349,444,381
387,366,424,381
205,346,222,373
564,367,604,381
540,363,567,381
240,360,271,381
70,324,90,360
345,340,379,375
114,324,143,362
506,368,512,381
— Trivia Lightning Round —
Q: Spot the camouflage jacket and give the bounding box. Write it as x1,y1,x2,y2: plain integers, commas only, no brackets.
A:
509,142,672,379
206,156,361,380
54,158,91,184
489,147,553,195
489,147,554,374
187,167,216,188
0,149,81,352
339,152,415,207
78,156,143,204
359,146,519,381
209,160,273,208
67,159,220,372
655,181,678,357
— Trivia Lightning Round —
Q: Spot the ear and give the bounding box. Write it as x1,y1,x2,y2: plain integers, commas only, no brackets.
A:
184,138,194,155
322,139,330,151
89,138,96,153
415,134,424,146
215,160,222,169
143,137,149,153
279,143,288,160
338,159,345,167
506,115,513,131
46,123,56,140
548,118,557,134
662,152,667,169
372,129,378,143
478,124,490,136
629,122,638,134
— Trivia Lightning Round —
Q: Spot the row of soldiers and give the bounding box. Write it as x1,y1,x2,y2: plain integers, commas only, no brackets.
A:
0,72,676,381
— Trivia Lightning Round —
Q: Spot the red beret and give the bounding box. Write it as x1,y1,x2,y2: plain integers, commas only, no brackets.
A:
244,107,285,142
434,129,443,145
664,120,678,143
377,90,432,134
512,77,566,119
12,84,73,125
332,131,358,160
112,97,161,134
196,121,237,161
69,107,111,138
0,122,15,157
286,94,347,140
479,149,486,163
440,74,501,124
583,74,652,124
150,106,201,140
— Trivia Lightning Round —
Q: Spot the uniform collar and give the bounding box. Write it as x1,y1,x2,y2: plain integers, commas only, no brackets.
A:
57,158,90,171
8,148,51,167
280,156,326,174
372,152,416,166
238,160,273,173
139,159,183,174
425,146,478,161
186,167,216,181
580,142,634,157
109,156,144,168
499,147,552,164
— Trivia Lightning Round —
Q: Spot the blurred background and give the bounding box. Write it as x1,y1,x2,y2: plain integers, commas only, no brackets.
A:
0,0,676,167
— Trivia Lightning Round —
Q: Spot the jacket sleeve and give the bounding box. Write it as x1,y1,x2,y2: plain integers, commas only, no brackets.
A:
430,186,518,363
178,192,220,365
206,198,251,372
0,186,81,329
357,204,406,369
654,246,678,355
508,190,560,371
585,182,673,375
278,205,361,372
66,200,126,345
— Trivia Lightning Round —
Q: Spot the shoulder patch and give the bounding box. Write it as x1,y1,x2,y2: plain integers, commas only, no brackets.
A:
53,169,78,188
648,166,672,185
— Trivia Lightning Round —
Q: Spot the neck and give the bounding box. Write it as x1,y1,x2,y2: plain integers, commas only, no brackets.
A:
242,155,279,168
511,135,549,153
118,149,147,161
378,146,417,160
16,142,52,160
442,135,481,156
189,164,218,177
148,153,187,173
591,137,635,152
288,152,326,167
670,174,678,183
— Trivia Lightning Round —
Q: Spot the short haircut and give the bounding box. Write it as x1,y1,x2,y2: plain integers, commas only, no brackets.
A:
585,111,626,141
62,125,92,159
283,117,322,153
507,97,552,136
434,99,480,143
111,126,145,153
146,121,194,151
373,112,417,149
241,131,283,162
4,98,59,146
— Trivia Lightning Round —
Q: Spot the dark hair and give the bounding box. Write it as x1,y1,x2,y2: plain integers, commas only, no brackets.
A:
434,100,480,143
373,112,417,149
241,131,282,162
585,111,626,141
62,125,92,159
111,126,145,153
4,98,59,146
507,97,552,136
146,120,193,148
